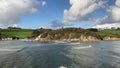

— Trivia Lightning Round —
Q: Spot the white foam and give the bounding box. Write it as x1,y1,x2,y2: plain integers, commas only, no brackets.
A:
19,38,32,41
72,45,92,49
0,49,20,51
69,42,81,45
54,41,67,44
58,66,67,68
112,55,120,59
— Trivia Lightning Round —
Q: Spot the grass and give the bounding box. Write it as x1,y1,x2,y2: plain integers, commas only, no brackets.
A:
97,29,120,38
0,29,34,38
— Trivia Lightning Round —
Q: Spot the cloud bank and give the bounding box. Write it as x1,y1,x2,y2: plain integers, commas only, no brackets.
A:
91,0,120,28
93,23,120,29
0,0,46,27
50,0,120,29
62,0,105,25
50,0,106,28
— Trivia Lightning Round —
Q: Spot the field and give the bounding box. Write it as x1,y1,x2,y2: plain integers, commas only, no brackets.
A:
97,29,120,38
0,29,34,38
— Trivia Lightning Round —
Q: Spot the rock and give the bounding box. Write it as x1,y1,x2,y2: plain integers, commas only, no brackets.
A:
35,34,100,42
103,37,120,40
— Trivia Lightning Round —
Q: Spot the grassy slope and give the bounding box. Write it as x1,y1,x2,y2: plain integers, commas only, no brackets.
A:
97,29,120,38
0,29,33,38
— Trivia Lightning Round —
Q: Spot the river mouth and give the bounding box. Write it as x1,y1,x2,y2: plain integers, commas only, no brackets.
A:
0,40,120,68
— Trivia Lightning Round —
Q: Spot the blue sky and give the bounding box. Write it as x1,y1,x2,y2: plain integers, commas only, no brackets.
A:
18,0,70,28
0,0,120,29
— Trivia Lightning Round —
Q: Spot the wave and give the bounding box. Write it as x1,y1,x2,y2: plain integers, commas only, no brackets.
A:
0,48,20,51
54,41,81,45
72,45,92,49
69,42,81,45
112,55,120,59
58,66,67,68
54,41,67,43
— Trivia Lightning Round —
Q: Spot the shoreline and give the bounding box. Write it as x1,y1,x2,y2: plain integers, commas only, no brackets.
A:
34,38,120,42
1,37,120,42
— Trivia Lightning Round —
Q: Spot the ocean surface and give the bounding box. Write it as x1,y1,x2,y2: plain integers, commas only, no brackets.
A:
0,40,120,68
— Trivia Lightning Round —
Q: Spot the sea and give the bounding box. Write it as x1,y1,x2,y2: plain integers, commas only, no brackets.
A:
0,40,120,68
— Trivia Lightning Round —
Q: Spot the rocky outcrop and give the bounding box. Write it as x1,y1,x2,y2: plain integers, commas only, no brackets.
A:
103,37,120,40
33,28,101,42
35,34,100,42
79,35,99,41
35,35,50,41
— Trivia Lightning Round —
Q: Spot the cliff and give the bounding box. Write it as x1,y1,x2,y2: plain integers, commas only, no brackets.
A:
35,34,99,41
34,28,100,41
103,37,120,40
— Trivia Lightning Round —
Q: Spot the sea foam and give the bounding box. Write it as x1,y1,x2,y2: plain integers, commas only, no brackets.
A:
72,45,92,49
58,66,67,68
0,49,20,51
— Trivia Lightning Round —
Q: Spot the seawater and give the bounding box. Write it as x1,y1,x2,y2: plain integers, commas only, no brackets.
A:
0,40,120,68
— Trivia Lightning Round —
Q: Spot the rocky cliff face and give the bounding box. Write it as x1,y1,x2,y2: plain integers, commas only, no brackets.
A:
33,28,101,41
35,35,50,41
103,37,120,40
79,35,99,41
35,34,100,41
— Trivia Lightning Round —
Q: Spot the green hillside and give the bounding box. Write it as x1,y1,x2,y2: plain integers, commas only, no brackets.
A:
0,28,34,39
97,29,120,38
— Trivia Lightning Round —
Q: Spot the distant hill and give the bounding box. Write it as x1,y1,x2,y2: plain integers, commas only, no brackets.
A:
33,28,101,41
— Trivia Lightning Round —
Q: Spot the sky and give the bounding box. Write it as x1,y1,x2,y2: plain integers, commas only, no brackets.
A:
0,0,120,29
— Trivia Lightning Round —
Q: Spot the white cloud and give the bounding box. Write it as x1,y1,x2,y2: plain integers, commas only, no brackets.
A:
62,0,105,25
49,0,106,28
116,0,120,7
93,23,120,29
0,0,40,27
42,1,47,6
93,0,120,28
12,24,18,27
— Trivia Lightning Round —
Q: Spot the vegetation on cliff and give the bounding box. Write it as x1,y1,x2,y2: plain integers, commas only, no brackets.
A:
0,27,120,41
96,29,120,38
33,28,101,41
88,28,120,40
